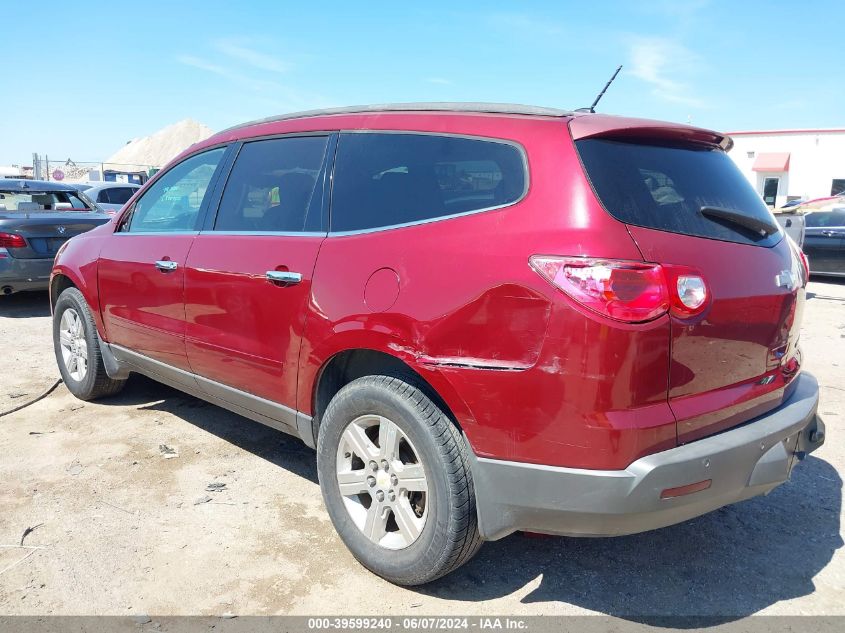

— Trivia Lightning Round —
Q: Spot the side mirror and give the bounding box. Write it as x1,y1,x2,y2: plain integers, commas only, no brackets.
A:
785,219,793,227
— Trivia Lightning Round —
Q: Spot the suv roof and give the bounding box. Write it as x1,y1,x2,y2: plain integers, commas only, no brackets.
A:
212,103,731,151
221,102,575,133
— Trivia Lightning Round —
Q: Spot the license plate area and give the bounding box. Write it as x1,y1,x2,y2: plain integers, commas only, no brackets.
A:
30,236,69,255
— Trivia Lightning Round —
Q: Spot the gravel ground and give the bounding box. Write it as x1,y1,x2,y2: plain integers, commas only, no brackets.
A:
0,281,842,621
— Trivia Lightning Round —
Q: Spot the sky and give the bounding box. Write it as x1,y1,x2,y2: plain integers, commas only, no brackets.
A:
1,0,843,165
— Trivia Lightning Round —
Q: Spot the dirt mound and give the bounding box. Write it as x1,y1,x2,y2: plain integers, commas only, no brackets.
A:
104,119,213,170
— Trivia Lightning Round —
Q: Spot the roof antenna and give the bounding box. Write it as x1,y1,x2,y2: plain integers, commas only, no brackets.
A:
577,65,623,113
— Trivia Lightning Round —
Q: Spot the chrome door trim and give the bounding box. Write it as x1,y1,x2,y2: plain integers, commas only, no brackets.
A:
266,270,302,284
197,231,327,237
112,231,200,236
155,260,178,272
325,200,528,237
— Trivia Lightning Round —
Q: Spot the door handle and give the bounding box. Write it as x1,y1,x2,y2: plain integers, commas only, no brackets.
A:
821,230,844,237
155,260,178,272
266,270,302,285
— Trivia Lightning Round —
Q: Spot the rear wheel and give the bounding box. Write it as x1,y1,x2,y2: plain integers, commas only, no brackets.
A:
316,375,482,585
53,287,126,400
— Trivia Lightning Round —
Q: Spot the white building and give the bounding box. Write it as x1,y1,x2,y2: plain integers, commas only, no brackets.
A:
727,128,845,208
0,165,25,178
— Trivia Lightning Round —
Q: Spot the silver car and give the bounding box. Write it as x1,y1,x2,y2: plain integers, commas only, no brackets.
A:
0,179,112,295
72,182,141,215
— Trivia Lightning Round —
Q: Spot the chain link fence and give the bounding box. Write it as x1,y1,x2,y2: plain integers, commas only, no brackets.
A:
32,156,159,185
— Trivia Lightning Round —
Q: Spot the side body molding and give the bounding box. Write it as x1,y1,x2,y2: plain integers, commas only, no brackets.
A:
104,342,313,443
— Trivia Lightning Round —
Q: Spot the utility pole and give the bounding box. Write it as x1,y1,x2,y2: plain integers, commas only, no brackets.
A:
32,153,41,180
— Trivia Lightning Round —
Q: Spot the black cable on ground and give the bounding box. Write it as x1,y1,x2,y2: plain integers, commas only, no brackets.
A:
0,378,63,419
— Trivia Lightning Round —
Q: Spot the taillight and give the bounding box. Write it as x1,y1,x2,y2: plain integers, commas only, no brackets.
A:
786,234,809,284
529,256,708,323
798,249,810,281
0,232,26,248
665,268,709,317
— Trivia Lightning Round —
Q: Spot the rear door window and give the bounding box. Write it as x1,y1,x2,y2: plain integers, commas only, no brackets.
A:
576,138,781,246
331,133,527,232
0,190,92,211
213,135,329,233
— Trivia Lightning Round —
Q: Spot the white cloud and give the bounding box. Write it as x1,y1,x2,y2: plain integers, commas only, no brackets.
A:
628,37,704,107
176,55,227,75
175,52,331,115
214,39,290,73
176,54,276,92
175,40,329,113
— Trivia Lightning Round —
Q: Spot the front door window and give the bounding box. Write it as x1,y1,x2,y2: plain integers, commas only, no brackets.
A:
124,148,225,232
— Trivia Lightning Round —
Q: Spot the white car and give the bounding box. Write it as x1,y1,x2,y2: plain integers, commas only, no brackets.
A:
773,210,806,248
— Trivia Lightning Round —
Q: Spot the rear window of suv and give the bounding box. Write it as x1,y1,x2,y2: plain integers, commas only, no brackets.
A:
576,138,781,246
0,190,93,212
331,133,527,232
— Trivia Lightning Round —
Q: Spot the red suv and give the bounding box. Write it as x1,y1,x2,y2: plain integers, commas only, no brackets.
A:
50,103,824,585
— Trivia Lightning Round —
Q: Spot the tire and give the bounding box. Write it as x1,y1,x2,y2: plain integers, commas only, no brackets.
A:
316,375,482,585
53,287,126,401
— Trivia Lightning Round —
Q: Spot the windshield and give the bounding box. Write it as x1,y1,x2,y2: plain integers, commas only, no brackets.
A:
0,189,95,212
576,138,782,247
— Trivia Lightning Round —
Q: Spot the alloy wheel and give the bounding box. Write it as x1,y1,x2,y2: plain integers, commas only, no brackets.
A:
335,414,428,550
59,308,88,382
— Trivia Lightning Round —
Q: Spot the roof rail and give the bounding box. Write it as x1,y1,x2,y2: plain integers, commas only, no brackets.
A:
220,102,575,134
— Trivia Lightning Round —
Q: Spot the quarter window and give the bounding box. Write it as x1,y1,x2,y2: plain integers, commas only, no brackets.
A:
127,148,225,233
331,133,527,232
214,136,329,232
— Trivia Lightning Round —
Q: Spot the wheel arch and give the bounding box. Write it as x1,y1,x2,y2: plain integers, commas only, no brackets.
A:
50,264,106,336
49,272,77,310
305,346,477,449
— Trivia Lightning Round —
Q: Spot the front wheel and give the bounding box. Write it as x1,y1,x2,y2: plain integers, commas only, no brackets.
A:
316,375,482,585
53,287,126,400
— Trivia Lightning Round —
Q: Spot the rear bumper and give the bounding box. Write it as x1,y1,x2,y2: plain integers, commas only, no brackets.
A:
471,371,823,540
0,255,53,292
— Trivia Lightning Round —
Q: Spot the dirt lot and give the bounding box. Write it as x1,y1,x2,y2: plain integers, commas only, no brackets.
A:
0,281,843,621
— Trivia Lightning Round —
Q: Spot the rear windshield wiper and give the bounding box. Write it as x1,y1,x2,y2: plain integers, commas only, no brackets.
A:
699,206,778,237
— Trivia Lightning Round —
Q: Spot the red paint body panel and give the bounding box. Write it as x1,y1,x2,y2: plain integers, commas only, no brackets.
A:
183,234,323,408
297,115,671,469
98,234,195,370
53,108,807,472
49,221,114,332
628,226,804,443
